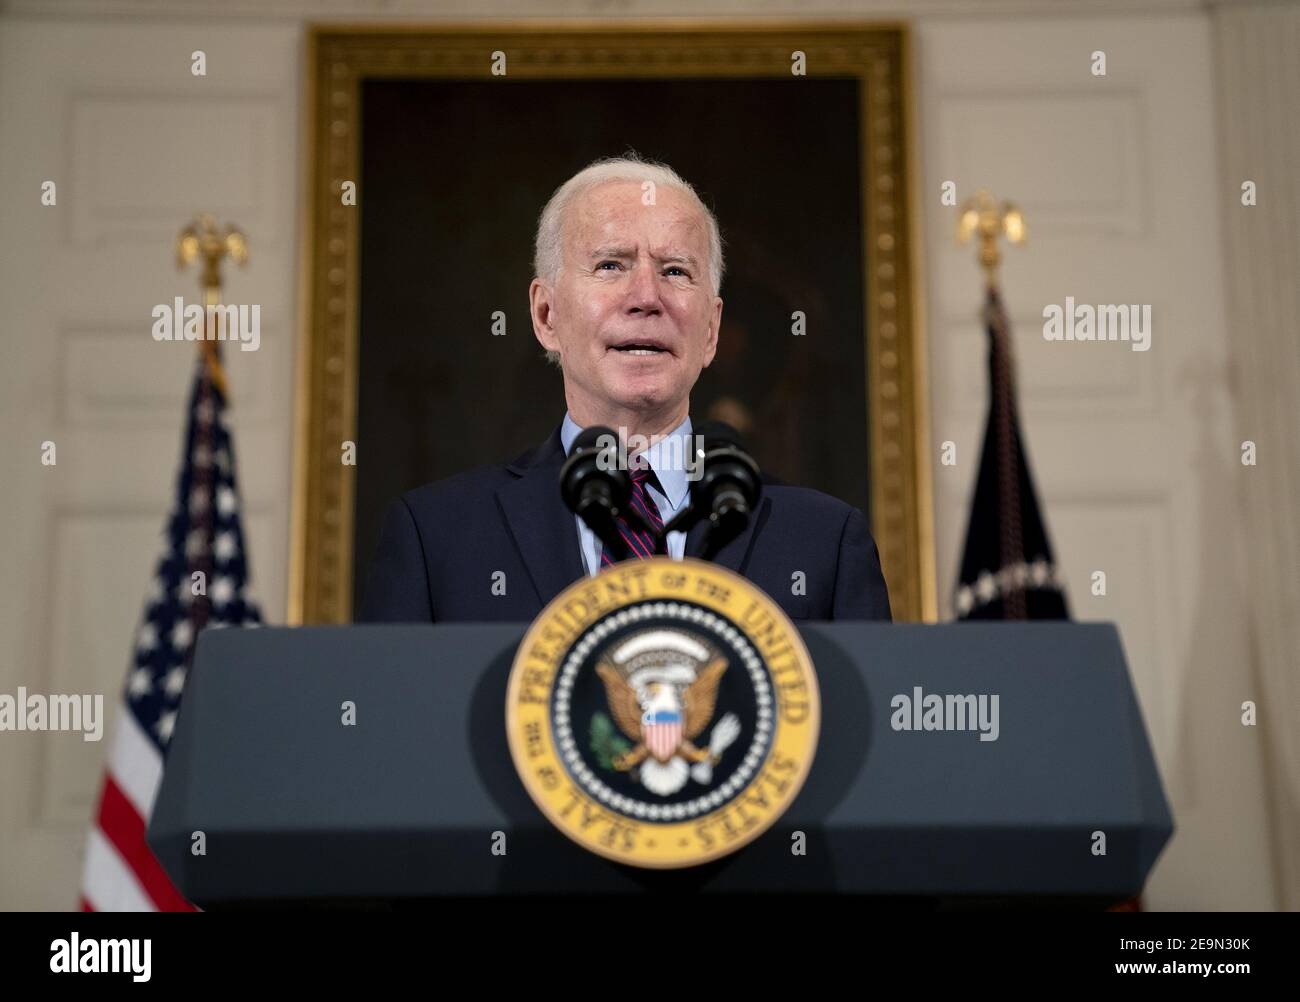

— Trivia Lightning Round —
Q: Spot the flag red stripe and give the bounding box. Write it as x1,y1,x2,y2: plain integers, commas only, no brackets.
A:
98,774,195,912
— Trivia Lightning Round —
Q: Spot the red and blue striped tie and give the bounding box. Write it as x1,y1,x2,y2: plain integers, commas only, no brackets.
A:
600,457,668,566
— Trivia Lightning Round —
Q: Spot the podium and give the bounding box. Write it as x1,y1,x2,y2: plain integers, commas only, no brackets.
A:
147,622,1172,907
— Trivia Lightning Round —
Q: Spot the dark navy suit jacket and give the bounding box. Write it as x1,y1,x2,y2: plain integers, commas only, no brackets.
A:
360,427,892,623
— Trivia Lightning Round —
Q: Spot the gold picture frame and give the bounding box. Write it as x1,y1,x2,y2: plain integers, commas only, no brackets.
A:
289,20,935,624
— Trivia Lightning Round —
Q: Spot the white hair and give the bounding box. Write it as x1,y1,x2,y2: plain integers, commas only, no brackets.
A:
533,151,725,367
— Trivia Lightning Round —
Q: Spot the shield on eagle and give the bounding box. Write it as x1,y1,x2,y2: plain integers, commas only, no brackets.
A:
642,708,684,762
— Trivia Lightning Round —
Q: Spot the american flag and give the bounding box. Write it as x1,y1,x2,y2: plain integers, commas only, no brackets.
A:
80,345,261,911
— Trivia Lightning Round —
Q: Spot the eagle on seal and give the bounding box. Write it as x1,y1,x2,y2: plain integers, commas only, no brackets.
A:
595,637,742,797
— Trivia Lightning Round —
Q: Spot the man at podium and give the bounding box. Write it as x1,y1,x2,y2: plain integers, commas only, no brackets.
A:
360,153,891,625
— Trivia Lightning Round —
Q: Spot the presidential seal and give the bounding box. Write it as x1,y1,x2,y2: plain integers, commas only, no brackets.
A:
506,557,819,868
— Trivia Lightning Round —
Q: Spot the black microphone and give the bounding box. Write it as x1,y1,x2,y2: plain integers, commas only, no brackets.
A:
663,420,762,558
559,426,657,562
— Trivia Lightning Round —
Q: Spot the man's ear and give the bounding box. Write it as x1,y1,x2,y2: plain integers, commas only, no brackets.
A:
701,296,723,368
529,277,560,353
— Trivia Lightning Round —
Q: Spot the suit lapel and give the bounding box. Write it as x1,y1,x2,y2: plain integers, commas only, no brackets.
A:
496,428,587,607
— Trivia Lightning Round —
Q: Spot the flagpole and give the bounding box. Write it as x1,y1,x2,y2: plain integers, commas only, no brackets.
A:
176,216,245,636
176,213,246,399
957,189,1025,290
957,192,1030,620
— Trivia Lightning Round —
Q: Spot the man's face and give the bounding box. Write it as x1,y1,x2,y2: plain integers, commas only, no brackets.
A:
530,180,722,425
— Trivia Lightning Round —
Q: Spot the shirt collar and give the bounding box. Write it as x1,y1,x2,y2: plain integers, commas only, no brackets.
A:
560,412,693,510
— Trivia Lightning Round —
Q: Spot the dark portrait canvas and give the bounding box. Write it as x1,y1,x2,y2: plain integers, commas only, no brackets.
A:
353,76,871,614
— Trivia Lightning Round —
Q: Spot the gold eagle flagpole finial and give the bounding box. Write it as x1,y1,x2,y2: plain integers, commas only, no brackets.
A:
176,213,248,397
956,190,1025,290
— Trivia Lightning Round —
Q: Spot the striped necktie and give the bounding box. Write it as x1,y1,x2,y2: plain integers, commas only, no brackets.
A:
600,457,668,566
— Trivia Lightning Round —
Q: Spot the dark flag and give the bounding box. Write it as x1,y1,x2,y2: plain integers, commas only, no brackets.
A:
80,342,262,911
954,286,1069,621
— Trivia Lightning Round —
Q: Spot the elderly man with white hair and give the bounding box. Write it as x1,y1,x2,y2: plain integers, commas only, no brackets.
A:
361,153,891,623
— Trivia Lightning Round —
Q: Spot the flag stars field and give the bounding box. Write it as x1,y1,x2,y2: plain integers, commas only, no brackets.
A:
210,576,235,607
169,620,193,651
127,669,152,700
163,667,186,698
214,531,236,560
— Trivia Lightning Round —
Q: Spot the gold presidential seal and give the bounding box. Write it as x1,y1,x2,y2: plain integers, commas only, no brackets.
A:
506,556,819,869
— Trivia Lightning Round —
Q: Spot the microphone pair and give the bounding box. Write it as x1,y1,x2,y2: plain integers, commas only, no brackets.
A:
559,421,762,563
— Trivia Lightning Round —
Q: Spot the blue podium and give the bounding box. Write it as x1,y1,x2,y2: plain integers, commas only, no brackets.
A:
147,622,1172,906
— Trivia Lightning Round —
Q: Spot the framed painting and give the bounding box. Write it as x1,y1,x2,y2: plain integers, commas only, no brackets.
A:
290,21,934,623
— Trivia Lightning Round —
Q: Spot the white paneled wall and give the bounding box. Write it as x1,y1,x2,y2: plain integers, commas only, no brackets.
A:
0,21,299,909
1212,1,1300,911
0,2,1280,910
916,14,1275,909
